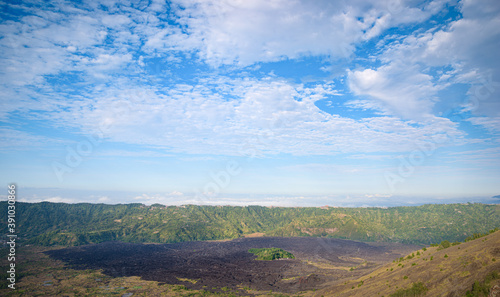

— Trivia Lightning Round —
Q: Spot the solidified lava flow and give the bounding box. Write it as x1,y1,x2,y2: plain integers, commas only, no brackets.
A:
45,237,417,294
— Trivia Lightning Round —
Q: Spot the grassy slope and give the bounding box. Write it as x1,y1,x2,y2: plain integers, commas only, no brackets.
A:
315,230,500,297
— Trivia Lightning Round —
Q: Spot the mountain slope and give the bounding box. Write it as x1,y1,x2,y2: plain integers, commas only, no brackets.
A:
1,202,499,246
316,230,500,296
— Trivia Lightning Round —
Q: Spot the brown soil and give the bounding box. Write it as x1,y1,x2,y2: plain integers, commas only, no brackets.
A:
45,237,419,294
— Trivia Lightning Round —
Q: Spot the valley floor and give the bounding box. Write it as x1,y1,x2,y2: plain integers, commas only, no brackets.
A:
1,233,499,296
1,237,417,296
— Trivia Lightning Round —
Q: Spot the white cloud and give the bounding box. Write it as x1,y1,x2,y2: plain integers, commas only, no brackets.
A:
160,0,451,66
134,192,185,205
468,117,500,134
31,196,81,204
348,62,442,120
0,0,458,122
369,0,500,117
281,163,369,174
0,127,66,150
0,0,482,159
101,14,131,28
94,149,174,158
0,1,141,119
48,76,464,156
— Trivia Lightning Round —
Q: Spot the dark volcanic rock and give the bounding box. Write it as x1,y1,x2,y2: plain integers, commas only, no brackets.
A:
45,237,416,294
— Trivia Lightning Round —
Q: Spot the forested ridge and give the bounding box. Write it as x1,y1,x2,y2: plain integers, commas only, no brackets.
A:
1,202,499,246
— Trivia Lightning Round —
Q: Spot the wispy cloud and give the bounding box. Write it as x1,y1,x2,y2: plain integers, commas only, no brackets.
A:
164,0,454,67
42,76,466,156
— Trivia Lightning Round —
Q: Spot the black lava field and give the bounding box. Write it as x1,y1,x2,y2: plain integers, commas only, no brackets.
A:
45,237,418,294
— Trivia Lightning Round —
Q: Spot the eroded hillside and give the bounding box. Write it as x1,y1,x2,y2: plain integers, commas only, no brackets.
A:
316,230,500,296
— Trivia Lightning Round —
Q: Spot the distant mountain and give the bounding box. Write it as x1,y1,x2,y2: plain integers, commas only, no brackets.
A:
1,202,499,246
316,229,500,296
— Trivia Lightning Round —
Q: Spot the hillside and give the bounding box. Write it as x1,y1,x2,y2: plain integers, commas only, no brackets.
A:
315,230,500,296
1,202,499,246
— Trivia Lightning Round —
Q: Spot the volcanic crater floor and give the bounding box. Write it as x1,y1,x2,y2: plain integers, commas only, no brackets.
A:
45,237,419,294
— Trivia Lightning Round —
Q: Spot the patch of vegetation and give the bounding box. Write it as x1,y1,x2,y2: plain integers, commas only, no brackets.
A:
465,228,499,242
406,253,416,260
435,240,462,250
177,277,198,284
438,240,451,250
389,282,428,297
248,248,295,261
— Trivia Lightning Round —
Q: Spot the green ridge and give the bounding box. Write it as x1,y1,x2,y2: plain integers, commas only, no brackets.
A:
1,202,498,246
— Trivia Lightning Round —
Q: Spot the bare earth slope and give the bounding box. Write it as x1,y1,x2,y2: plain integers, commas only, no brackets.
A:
315,230,500,297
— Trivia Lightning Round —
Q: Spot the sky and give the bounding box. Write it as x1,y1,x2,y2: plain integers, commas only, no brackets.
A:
1,0,500,207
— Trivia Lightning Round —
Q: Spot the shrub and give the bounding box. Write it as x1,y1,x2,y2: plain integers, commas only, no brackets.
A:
439,240,451,249
390,282,428,297
248,248,295,261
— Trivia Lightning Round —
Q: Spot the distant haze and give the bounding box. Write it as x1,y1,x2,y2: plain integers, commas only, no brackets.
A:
1,187,499,208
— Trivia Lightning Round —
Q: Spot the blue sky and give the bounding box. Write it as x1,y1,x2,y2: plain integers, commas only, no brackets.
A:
1,0,500,207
